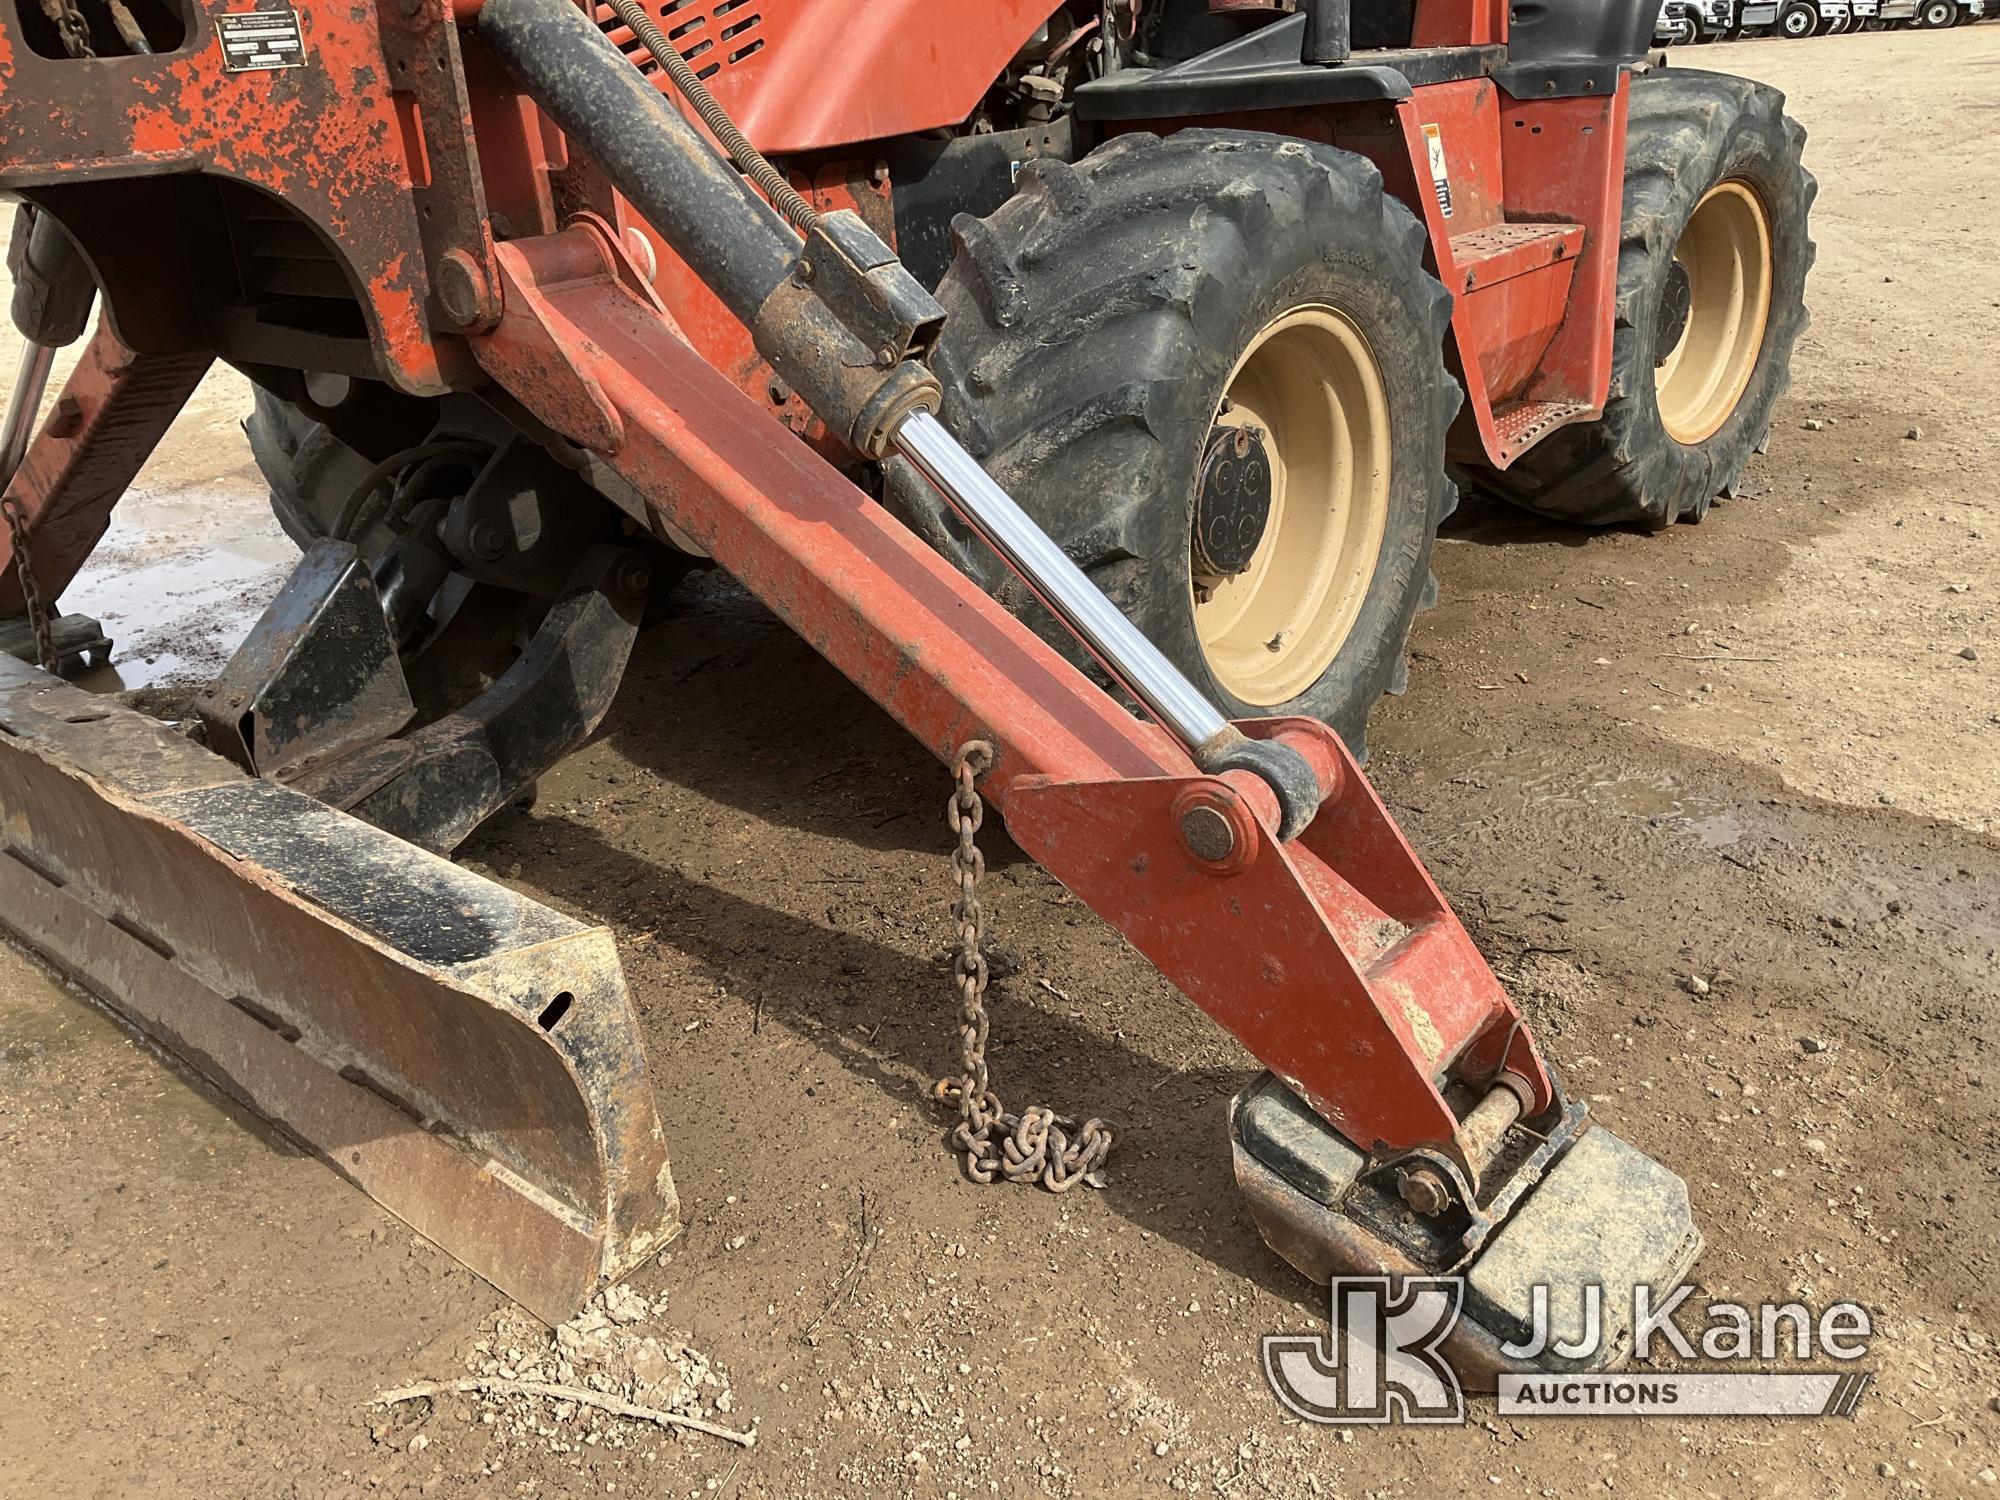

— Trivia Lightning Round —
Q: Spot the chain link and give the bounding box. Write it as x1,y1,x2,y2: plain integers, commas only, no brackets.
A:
1,497,57,675
39,0,97,58
931,741,1113,1192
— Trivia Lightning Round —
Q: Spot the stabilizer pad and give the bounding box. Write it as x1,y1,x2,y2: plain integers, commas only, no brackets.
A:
1231,1073,1701,1386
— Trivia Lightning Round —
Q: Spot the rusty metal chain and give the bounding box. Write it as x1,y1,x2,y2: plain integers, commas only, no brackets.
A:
931,740,1114,1192
1,496,57,674
39,0,97,58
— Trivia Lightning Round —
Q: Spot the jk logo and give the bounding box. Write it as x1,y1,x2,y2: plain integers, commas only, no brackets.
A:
1262,1276,1467,1425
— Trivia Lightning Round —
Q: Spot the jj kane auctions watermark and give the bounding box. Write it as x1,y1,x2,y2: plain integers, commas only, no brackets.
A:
1262,1277,1874,1424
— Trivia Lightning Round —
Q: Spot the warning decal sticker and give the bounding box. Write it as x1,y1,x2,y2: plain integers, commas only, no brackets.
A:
215,9,306,72
1420,123,1454,219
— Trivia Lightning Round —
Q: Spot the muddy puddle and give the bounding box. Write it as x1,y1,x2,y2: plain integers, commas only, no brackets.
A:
1434,746,1745,848
60,479,292,693
0,949,99,1057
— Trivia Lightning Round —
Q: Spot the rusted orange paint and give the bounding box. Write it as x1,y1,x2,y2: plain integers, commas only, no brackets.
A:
590,0,1066,154
2,0,442,391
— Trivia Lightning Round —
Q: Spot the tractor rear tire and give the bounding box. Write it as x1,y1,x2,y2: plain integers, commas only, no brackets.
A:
246,389,393,553
1460,70,1813,530
882,131,1457,756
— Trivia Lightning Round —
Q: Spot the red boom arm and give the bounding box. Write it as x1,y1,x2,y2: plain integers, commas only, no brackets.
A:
472,222,1552,1168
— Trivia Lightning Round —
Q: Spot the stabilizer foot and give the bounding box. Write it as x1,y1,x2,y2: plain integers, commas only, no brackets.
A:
1230,1073,1701,1388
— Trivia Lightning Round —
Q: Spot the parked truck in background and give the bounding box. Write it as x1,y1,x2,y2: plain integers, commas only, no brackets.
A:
1656,0,1702,40
1685,0,1736,36
1882,0,1981,22
1773,0,1853,31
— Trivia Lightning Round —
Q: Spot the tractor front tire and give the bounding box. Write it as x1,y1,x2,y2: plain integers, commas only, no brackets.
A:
883,131,1457,755
1461,70,1814,530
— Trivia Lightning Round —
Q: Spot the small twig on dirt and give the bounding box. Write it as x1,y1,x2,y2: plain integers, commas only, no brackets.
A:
1719,850,1760,874
1575,595,1609,610
368,1378,756,1447
1151,1055,1193,1090
1655,652,1780,663
674,650,741,686
1912,1409,1952,1430
800,1190,877,1345
1035,976,1071,1004
752,994,764,1034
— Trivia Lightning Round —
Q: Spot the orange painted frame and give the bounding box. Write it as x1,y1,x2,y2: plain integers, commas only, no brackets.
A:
1096,71,1630,470
1497,80,1630,415
592,0,1067,153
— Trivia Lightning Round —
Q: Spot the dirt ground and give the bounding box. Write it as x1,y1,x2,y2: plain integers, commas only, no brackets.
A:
3,27,1998,1500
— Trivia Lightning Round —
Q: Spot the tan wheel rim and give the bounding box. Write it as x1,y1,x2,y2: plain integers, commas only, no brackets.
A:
1655,180,1774,445
1193,306,1393,707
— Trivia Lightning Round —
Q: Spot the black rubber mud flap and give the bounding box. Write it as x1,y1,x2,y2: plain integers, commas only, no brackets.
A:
0,656,680,1323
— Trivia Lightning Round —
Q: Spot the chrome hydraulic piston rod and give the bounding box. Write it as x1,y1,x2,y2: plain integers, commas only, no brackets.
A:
477,0,1323,833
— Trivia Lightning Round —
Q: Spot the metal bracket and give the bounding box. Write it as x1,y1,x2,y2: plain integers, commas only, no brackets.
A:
1351,1089,1592,1271
374,0,501,332
295,544,650,853
794,211,946,371
197,539,418,781
0,609,110,675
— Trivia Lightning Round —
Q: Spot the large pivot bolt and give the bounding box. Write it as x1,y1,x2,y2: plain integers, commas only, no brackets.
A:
1397,1080,1533,1217
1398,1167,1453,1217
1180,803,1237,862
1172,785,1260,873
437,248,503,333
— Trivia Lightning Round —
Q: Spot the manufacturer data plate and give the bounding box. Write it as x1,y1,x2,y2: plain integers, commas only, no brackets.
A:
215,9,306,72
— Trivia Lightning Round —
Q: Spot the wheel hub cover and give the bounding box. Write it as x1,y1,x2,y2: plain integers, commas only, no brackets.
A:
1192,425,1274,578
1654,260,1694,367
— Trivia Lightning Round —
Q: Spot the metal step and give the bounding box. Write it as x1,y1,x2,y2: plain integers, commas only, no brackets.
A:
1448,221,1586,294
1490,398,1595,464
